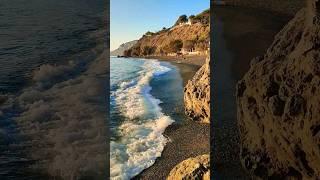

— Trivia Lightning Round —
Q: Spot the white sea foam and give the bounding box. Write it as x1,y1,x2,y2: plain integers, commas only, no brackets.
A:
1,45,108,179
110,60,174,180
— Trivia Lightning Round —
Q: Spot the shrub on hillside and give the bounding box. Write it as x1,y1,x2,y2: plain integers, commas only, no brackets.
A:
183,40,195,51
195,39,208,51
192,9,210,25
144,31,155,37
131,45,141,56
142,46,156,56
123,49,132,57
163,39,183,53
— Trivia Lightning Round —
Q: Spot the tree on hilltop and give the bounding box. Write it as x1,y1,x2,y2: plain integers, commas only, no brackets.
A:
174,15,188,26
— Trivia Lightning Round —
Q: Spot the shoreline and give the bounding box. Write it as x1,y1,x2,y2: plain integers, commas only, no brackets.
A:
134,119,210,180
137,54,206,67
132,56,209,180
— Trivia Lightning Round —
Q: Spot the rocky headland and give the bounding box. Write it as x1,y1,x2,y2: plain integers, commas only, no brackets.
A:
236,0,320,178
110,40,137,56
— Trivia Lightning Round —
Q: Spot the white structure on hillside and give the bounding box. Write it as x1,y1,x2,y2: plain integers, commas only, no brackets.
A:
179,19,192,26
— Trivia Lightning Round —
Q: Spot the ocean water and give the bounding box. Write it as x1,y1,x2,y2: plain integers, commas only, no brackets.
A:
110,57,185,179
0,0,106,179
0,0,104,93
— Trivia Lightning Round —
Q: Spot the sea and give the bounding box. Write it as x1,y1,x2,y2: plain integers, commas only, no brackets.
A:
0,0,106,179
110,57,185,179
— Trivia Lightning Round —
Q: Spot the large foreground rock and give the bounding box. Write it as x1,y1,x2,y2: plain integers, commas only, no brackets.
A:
184,56,210,123
167,154,210,180
236,3,320,179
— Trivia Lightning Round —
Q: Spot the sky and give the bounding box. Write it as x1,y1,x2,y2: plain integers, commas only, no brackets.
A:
110,0,210,51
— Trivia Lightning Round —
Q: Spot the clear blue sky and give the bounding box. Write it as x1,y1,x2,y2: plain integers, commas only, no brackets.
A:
110,0,210,50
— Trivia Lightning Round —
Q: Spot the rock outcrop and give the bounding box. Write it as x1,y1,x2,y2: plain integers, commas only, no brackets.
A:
236,1,320,179
167,154,210,180
184,56,210,123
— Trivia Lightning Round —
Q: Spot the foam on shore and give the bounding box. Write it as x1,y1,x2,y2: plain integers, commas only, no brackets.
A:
110,60,174,179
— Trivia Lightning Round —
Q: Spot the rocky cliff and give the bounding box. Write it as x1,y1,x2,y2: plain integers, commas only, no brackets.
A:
184,56,210,123
126,9,210,57
167,154,210,180
134,23,209,53
110,40,137,56
236,1,320,178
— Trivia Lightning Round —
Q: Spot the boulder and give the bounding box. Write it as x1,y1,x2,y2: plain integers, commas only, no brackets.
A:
236,3,320,179
184,56,210,123
167,154,210,180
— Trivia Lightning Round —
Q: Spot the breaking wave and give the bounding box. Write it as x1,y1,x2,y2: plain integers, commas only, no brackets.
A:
0,29,108,179
110,59,174,179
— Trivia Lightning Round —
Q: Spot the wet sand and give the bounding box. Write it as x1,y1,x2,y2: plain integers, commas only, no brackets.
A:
133,58,210,180
212,6,291,179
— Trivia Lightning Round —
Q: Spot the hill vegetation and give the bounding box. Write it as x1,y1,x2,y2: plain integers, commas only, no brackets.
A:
124,9,210,57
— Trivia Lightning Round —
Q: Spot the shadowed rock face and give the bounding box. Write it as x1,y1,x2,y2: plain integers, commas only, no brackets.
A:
223,0,304,16
236,2,320,179
184,56,210,123
167,154,210,180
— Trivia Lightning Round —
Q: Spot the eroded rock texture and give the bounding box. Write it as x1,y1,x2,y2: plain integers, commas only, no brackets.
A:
184,56,210,123
236,5,320,179
167,154,210,180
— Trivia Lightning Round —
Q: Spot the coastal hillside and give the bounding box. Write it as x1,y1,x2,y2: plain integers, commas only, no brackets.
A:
124,9,210,57
237,1,320,178
110,40,137,56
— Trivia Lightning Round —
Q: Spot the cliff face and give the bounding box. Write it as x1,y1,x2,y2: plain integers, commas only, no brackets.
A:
110,40,137,56
184,56,210,123
167,154,210,180
236,4,320,179
223,0,304,16
126,9,210,57
134,23,209,53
